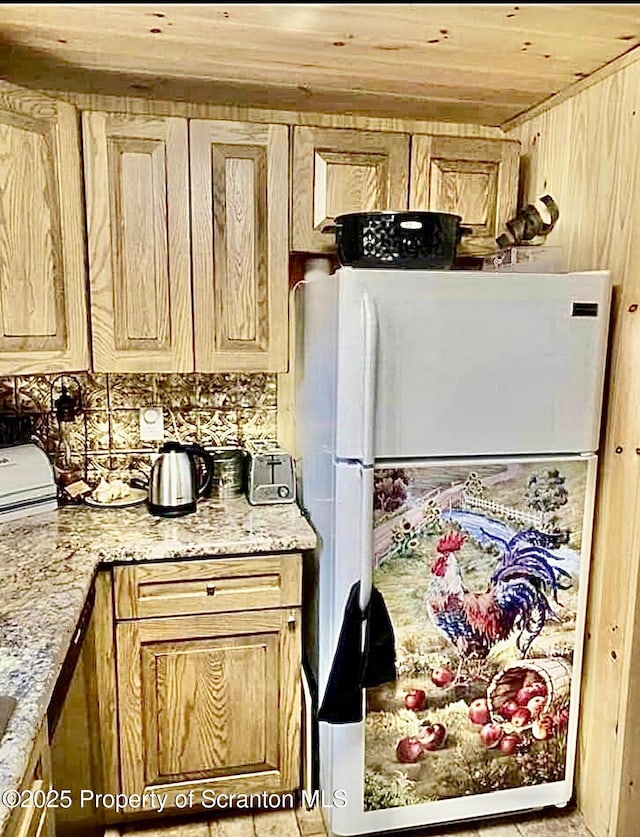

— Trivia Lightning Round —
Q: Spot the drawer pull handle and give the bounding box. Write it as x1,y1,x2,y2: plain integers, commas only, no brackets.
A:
206,584,216,596
287,615,296,629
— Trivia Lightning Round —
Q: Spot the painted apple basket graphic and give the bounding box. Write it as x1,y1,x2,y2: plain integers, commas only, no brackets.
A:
364,460,587,812
487,658,571,737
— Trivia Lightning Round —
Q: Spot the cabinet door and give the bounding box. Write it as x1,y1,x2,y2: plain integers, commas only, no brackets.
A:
7,720,55,837
292,126,410,252
190,120,288,372
83,112,193,372
117,607,301,810
410,135,520,256
0,81,88,374
50,573,118,834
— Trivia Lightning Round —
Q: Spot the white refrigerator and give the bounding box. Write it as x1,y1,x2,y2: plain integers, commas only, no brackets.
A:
295,267,610,836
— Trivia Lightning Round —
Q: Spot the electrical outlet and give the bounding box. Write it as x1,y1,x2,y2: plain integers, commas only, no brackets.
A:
139,407,164,442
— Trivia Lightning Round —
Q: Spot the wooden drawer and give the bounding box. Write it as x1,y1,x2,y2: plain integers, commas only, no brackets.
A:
114,554,302,620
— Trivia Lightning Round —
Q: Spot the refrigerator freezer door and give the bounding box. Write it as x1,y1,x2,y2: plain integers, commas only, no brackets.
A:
335,269,610,460
325,454,597,836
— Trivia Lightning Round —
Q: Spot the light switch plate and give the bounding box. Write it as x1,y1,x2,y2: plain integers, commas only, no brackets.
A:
139,407,164,442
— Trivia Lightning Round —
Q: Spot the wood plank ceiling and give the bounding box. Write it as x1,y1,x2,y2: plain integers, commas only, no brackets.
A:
0,3,640,125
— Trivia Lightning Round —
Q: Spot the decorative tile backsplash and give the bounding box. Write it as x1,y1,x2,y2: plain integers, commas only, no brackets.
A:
0,371,277,485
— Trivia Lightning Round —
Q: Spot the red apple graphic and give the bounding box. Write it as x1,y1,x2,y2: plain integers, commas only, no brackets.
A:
396,737,424,763
516,681,547,706
511,707,532,728
404,689,427,711
479,722,504,749
531,716,553,741
527,695,547,719
528,680,548,698
431,667,454,688
419,722,447,751
499,698,521,720
499,733,521,756
468,698,490,725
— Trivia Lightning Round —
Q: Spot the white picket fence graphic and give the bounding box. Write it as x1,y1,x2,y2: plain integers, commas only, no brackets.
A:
460,492,544,529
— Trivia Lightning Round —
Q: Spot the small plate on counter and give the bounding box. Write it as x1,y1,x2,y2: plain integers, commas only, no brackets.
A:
85,487,148,509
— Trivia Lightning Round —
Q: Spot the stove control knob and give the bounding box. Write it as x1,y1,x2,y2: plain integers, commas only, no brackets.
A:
278,485,290,498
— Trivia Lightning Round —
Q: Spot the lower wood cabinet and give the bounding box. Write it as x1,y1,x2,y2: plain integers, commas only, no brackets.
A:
114,555,302,814
7,720,55,837
50,572,119,836
42,556,302,828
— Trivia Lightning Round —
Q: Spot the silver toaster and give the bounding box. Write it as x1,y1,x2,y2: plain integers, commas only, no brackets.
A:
245,440,296,505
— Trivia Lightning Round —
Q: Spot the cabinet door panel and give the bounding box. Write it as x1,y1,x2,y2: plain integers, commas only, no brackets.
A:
0,82,88,373
83,113,193,372
190,120,288,372
117,608,300,810
410,134,520,256
292,126,410,252
146,633,278,779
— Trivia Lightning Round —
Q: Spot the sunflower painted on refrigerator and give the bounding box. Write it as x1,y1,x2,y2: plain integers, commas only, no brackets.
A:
365,459,588,811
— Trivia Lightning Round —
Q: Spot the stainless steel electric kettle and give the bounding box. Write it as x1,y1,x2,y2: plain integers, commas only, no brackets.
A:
148,442,213,517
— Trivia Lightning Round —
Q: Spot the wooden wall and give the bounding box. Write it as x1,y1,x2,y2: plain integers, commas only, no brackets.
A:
507,58,640,837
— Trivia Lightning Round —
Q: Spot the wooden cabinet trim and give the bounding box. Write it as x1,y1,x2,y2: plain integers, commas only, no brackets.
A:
114,553,302,620
92,571,120,796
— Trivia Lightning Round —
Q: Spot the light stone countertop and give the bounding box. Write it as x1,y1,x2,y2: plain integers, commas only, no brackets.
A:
0,498,317,832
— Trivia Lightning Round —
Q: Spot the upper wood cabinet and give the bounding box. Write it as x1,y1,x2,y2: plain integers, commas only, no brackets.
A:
82,112,193,373
291,126,410,252
410,134,520,256
0,81,88,375
190,120,289,372
83,114,288,373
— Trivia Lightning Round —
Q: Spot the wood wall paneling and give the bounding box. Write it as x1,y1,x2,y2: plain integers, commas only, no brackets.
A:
190,120,288,372
507,58,640,837
82,111,193,372
0,80,88,374
2,5,640,125
291,126,410,252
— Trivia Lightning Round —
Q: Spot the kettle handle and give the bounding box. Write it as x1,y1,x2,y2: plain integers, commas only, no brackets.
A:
185,444,214,498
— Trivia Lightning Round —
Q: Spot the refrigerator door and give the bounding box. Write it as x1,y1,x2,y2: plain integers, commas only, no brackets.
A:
324,455,596,836
335,269,610,461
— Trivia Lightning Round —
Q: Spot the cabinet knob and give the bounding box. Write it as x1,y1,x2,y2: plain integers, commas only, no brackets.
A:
287,615,296,629
206,584,216,596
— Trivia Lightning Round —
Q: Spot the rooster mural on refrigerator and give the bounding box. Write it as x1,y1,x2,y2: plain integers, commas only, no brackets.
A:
364,460,586,811
426,528,570,660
